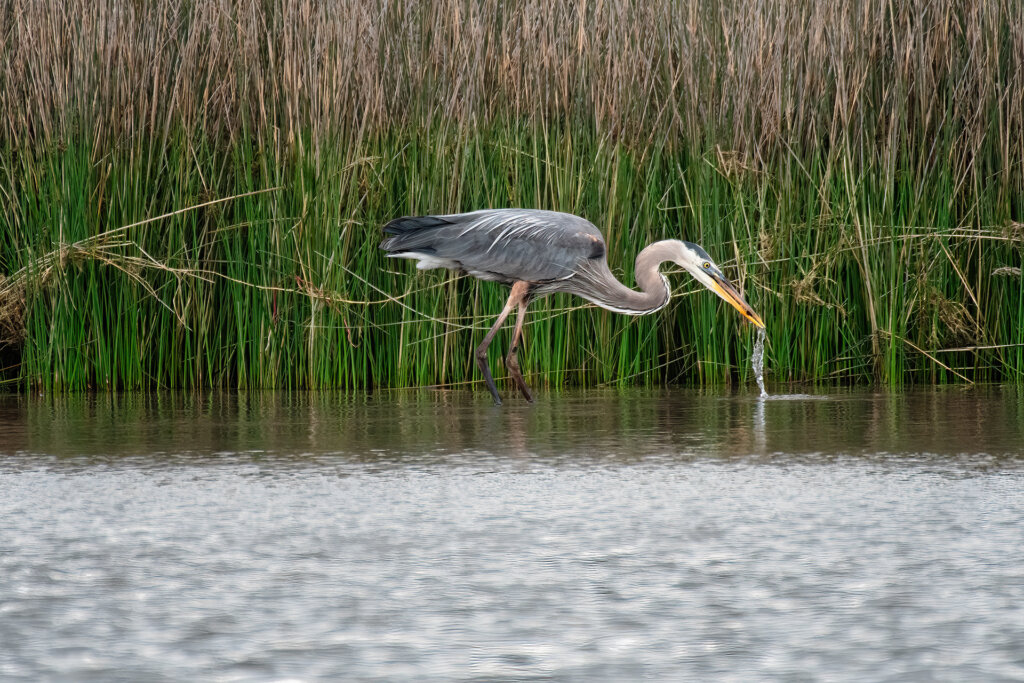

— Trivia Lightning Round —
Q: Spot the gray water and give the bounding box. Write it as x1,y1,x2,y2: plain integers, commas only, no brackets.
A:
1,388,1023,681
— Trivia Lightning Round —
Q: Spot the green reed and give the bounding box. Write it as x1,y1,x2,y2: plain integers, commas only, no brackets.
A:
1,0,1021,392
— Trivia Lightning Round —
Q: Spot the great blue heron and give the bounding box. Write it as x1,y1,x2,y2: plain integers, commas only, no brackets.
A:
380,209,765,404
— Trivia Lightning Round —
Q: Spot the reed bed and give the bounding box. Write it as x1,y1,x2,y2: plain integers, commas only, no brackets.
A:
1,0,1022,392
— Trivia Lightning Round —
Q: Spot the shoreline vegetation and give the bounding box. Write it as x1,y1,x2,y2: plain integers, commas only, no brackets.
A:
1,0,1022,392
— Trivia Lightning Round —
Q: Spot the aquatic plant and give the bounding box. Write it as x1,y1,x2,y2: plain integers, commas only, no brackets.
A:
0,0,1021,391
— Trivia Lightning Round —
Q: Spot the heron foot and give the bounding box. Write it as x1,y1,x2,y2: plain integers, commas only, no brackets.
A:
475,280,531,407
505,350,534,403
475,348,503,405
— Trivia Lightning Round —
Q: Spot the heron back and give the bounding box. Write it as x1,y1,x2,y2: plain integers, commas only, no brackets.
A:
380,209,607,284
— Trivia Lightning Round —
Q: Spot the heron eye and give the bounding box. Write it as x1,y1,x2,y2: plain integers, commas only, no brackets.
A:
702,262,711,270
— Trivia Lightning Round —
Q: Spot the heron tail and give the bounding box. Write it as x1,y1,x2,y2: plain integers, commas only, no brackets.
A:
380,215,456,254
382,215,452,236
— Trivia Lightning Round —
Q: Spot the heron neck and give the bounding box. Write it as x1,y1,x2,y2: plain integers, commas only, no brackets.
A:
632,241,677,313
584,241,676,315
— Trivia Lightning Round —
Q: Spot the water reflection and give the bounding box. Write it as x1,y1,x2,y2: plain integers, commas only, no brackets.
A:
1,388,1022,681
1,387,1022,468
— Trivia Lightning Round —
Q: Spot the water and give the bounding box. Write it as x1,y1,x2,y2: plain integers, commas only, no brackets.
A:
752,327,768,398
2,389,1023,681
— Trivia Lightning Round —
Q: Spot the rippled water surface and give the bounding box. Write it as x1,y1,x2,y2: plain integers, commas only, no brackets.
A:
1,388,1023,681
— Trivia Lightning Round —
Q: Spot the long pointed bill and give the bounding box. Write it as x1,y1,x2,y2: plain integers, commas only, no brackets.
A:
709,274,765,328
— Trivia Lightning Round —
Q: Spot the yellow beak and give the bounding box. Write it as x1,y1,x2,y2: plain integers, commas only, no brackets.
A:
710,274,765,328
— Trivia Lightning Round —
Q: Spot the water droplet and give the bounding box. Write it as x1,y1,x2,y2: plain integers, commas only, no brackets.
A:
752,327,768,398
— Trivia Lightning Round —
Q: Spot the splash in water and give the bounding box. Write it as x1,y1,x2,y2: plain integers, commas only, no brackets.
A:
752,327,768,398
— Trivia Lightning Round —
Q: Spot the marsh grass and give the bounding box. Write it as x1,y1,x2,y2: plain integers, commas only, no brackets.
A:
1,0,1021,391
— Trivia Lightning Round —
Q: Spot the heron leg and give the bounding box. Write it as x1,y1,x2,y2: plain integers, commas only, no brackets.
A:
475,282,529,405
505,297,534,403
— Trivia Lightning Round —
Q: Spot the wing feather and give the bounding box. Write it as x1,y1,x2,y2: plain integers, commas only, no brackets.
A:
380,209,607,283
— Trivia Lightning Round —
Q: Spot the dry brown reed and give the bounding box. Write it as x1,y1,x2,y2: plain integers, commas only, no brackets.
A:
3,0,1021,161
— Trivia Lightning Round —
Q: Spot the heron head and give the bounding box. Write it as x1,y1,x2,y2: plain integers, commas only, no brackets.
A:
674,241,765,328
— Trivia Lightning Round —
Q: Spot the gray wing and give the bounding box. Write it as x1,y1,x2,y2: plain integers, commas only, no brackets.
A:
380,209,607,283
